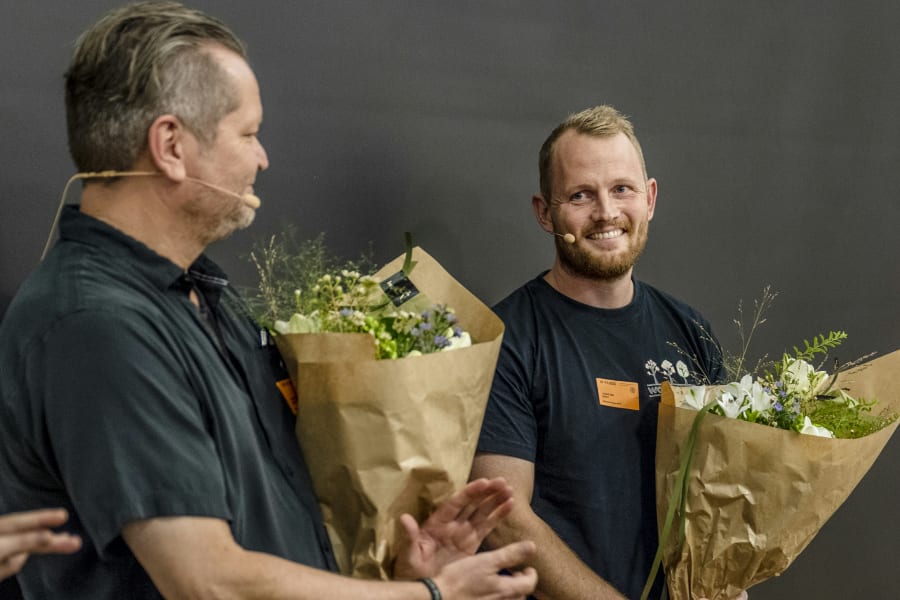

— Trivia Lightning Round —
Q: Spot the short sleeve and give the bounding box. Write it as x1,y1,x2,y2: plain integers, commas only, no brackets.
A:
26,308,230,556
476,299,539,463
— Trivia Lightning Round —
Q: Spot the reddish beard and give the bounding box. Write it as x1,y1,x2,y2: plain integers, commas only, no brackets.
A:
556,217,650,281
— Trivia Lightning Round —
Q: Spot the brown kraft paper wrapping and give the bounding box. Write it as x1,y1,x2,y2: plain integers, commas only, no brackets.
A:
656,349,900,600
275,247,505,579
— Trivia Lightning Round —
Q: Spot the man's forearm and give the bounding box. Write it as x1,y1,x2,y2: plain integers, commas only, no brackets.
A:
124,515,536,599
125,517,431,600
484,506,626,600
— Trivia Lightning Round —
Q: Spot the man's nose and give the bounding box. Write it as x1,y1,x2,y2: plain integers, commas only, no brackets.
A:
256,139,270,171
591,194,619,221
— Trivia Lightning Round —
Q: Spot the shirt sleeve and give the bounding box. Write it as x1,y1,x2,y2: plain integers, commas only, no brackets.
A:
25,307,231,557
476,299,539,463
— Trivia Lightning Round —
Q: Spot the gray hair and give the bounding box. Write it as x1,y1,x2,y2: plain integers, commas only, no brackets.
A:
65,1,248,172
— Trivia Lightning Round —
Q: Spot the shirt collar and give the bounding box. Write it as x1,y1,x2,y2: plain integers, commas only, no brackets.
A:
58,206,230,295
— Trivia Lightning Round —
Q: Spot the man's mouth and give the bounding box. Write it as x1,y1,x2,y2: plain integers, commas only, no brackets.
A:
586,229,625,241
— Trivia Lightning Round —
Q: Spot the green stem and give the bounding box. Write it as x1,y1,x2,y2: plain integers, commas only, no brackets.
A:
640,401,714,600
402,232,417,275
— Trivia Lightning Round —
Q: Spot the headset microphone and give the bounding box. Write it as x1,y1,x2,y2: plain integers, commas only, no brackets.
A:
554,232,576,244
184,176,261,210
41,170,261,261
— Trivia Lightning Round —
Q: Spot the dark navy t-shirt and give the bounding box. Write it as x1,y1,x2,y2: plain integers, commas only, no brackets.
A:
477,274,723,600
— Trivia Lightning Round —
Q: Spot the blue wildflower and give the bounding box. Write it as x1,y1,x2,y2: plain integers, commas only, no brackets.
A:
339,308,353,318
434,335,450,348
774,401,783,412
420,322,433,332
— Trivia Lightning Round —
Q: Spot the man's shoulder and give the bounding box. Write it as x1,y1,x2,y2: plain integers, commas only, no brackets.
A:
491,273,548,317
1,257,167,362
636,279,711,324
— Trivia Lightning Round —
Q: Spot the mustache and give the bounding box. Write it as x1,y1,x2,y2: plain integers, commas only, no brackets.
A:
581,218,631,235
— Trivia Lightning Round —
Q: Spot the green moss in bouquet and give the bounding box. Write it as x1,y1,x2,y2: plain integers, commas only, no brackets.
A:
245,229,471,359
673,286,898,439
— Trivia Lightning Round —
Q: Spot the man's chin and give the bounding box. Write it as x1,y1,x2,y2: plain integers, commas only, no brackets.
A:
583,263,634,281
203,210,255,246
560,246,640,281
237,208,256,230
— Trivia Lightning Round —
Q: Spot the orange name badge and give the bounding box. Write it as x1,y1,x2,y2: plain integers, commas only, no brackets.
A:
276,378,299,415
595,378,640,411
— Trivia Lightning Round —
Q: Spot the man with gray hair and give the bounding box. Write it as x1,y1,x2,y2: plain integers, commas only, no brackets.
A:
472,105,738,599
0,2,536,598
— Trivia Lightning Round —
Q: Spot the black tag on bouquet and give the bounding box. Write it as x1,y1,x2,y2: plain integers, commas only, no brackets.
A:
380,271,420,307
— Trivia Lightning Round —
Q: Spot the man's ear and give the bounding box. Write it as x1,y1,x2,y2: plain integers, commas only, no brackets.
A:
646,177,658,221
532,194,555,234
146,114,188,182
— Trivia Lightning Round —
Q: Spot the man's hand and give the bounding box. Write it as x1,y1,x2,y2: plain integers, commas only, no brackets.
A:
393,477,515,579
126,513,532,599
433,540,538,600
0,508,82,581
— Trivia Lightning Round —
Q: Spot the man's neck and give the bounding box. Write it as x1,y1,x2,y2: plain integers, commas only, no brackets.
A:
79,178,203,270
543,264,635,309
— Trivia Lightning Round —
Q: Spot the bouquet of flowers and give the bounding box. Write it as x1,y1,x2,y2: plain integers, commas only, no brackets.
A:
249,234,504,579
679,331,895,439
644,326,899,600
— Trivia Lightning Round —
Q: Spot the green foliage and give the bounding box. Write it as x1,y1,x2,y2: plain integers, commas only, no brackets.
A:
246,228,376,329
673,287,897,439
790,331,848,366
800,395,898,439
721,285,778,381
243,228,471,360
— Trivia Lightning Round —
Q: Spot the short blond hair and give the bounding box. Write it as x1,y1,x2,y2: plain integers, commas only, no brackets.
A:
538,105,647,199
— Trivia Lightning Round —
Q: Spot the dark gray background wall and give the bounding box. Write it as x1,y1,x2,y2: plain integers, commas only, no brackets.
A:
1,1,897,598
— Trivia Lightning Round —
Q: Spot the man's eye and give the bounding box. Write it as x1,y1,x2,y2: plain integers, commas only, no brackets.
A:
570,192,587,203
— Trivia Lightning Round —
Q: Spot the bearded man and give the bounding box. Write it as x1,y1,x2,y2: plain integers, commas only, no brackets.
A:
472,105,732,600
0,3,538,598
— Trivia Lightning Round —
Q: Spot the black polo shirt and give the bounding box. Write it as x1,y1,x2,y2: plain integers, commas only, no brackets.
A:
0,207,336,598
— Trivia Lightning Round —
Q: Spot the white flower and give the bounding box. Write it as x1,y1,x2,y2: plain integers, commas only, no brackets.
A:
716,391,748,419
274,312,319,334
782,359,828,397
722,374,773,415
799,416,835,438
441,330,472,352
748,380,774,413
683,385,708,410
726,374,755,399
